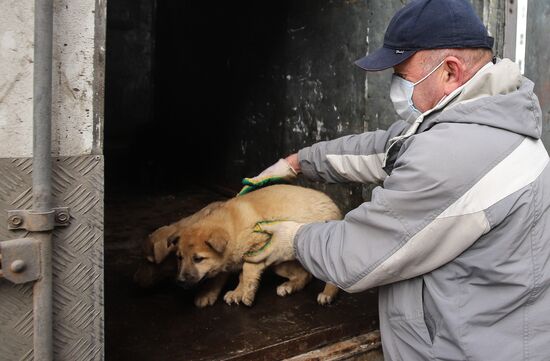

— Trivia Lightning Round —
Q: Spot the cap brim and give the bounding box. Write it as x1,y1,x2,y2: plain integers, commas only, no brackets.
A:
354,47,416,71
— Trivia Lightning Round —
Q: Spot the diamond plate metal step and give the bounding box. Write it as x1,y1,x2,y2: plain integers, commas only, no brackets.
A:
0,155,104,361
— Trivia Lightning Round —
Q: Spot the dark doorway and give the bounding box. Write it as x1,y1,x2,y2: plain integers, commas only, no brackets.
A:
104,1,379,360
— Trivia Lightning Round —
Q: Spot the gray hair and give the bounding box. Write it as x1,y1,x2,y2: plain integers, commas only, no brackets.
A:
421,48,493,80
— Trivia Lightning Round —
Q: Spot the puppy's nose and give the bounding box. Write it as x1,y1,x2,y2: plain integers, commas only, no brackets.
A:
176,279,193,290
179,272,192,280
177,271,193,282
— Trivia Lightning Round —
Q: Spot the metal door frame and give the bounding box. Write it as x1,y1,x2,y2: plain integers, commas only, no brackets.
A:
0,1,105,360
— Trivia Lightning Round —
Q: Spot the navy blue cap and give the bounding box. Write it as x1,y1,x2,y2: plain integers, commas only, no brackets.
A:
355,0,494,71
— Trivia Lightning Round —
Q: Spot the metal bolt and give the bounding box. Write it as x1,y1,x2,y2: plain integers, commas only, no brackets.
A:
56,211,69,224
10,260,26,273
8,215,23,227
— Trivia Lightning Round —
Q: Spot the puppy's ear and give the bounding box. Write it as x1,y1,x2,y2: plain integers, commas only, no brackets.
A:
205,235,228,254
166,234,180,249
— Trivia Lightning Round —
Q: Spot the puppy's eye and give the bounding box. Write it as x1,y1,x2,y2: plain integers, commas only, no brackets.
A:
176,254,183,260
192,255,205,263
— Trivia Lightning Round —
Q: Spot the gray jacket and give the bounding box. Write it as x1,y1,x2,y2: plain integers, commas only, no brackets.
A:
295,59,550,361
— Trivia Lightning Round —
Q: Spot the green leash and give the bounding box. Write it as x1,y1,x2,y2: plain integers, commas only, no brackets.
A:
237,176,290,196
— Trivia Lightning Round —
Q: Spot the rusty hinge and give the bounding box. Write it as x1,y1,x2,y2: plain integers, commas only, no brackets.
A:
0,238,41,284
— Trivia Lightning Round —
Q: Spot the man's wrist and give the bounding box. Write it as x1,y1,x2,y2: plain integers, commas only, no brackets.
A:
285,153,301,174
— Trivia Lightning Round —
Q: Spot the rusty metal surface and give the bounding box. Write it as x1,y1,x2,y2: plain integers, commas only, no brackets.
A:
7,210,54,231
0,155,104,361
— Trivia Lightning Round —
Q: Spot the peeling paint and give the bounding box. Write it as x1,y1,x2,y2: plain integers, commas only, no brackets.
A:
0,0,101,158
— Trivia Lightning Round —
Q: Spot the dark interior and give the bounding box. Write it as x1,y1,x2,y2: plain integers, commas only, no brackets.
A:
104,1,379,360
106,1,293,192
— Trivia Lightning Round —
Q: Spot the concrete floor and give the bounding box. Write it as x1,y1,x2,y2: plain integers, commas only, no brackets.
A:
105,187,380,360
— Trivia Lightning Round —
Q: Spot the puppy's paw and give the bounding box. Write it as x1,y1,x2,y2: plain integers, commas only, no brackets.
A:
223,289,242,305
223,288,256,306
317,291,335,305
240,290,256,307
276,282,296,297
224,289,255,305
194,291,219,308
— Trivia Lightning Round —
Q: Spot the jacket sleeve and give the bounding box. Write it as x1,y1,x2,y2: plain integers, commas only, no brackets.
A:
293,131,495,292
297,120,408,185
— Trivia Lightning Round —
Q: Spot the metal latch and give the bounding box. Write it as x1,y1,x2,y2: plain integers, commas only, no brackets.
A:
7,207,70,231
0,238,41,284
1,207,70,284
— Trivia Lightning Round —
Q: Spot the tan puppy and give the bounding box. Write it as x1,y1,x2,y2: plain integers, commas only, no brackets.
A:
172,184,342,307
133,202,223,288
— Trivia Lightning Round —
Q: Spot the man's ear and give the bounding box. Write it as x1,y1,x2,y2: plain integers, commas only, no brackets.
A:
205,233,228,254
166,233,180,249
442,56,465,95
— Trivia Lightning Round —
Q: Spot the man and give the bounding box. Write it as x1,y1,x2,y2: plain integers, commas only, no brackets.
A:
242,0,550,360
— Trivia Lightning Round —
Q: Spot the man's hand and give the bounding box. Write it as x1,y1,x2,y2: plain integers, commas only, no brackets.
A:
238,156,299,196
244,221,304,266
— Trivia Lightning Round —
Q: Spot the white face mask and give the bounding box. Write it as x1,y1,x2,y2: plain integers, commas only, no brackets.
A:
390,59,445,123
